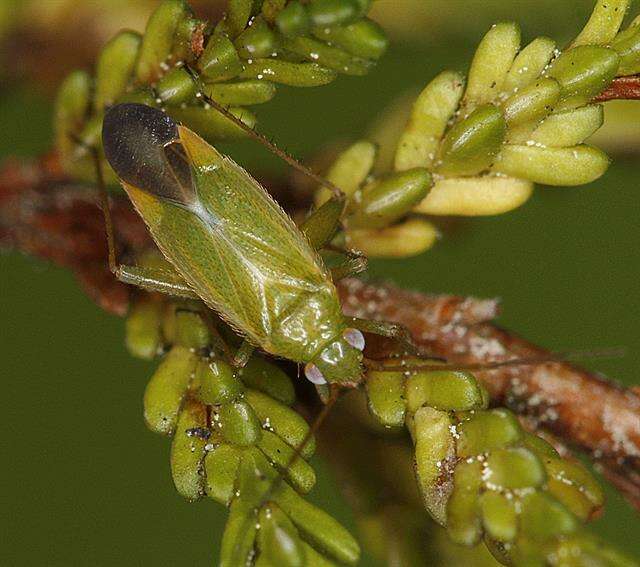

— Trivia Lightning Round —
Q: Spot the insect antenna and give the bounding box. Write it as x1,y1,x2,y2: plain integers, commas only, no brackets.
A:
363,347,626,373
183,66,345,200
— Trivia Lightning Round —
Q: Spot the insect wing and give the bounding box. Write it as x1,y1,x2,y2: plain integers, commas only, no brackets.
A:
123,122,333,350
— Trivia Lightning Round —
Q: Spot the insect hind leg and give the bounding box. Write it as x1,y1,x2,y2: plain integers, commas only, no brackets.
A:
90,143,199,299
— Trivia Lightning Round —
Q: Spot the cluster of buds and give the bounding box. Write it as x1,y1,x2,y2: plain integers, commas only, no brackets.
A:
313,0,640,257
125,258,360,566
54,0,386,182
363,363,637,565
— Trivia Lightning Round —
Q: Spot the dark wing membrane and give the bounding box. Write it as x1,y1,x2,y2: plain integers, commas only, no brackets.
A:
103,103,197,206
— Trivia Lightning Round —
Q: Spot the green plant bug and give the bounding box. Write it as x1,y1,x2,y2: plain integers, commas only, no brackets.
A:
102,103,368,386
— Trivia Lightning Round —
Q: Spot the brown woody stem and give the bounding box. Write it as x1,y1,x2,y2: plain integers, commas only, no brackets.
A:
1,156,639,510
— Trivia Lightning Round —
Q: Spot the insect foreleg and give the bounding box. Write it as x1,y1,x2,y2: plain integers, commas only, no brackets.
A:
299,195,346,250
232,340,255,368
330,250,368,281
116,264,200,299
349,317,420,355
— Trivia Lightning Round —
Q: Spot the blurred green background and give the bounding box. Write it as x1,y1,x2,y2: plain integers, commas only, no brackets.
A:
1,0,639,565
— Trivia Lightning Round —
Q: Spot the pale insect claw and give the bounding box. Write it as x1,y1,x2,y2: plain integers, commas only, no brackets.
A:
304,363,327,385
343,328,366,351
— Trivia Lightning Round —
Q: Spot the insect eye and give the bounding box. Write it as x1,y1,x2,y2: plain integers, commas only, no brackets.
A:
343,328,365,351
304,363,327,385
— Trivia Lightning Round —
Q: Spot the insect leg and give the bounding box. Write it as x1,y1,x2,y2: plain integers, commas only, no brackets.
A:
117,265,200,299
232,340,255,368
90,143,200,299
348,317,420,355
299,194,347,250
330,250,368,280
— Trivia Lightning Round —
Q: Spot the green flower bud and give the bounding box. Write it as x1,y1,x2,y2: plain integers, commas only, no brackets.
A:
117,87,157,106
237,356,295,406
276,1,312,37
94,31,141,110
170,399,208,500
235,17,279,59
205,444,243,505
202,80,276,105
239,59,337,86
197,359,243,405
314,18,388,59
554,532,637,566
612,23,640,76
544,457,603,510
413,406,455,526
530,104,604,147
316,140,376,206
484,447,546,490
262,0,288,23
226,0,254,37
547,474,598,521
456,409,523,457
143,345,199,435
414,175,533,216
405,370,484,413
464,22,521,106
219,399,262,445
438,104,507,176
519,492,578,542
135,0,188,83
308,0,360,28
172,16,205,64
258,430,316,493
479,491,517,542
156,67,197,104
522,431,559,458
502,77,561,126
125,296,163,360
365,370,406,427
503,37,556,94
347,218,439,258
446,460,483,546
55,70,91,166
245,389,315,457
572,0,630,47
493,144,610,186
275,481,361,565
394,70,465,172
547,45,620,108
174,310,209,349
198,33,243,82
167,105,256,140
281,35,374,76
349,168,432,229
220,495,259,567
257,504,306,567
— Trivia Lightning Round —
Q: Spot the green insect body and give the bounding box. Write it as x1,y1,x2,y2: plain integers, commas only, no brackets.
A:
102,103,364,385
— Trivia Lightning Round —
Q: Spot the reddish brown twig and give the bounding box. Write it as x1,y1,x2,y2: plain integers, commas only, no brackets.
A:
595,75,640,102
1,156,639,510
